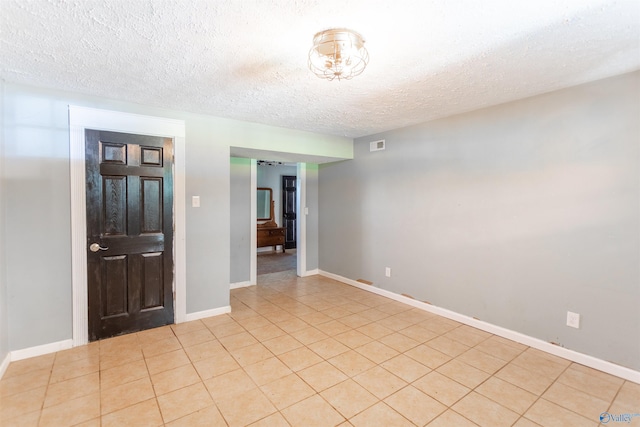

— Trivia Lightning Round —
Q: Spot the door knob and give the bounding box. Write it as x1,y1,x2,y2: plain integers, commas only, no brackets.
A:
89,243,109,252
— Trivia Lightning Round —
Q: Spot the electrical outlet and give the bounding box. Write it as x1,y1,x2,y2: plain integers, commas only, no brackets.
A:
385,267,391,277
566,311,580,329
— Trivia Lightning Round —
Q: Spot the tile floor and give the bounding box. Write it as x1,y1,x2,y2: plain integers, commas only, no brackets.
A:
1,271,638,426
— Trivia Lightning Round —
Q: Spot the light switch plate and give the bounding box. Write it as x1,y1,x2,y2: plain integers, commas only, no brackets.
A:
192,196,200,208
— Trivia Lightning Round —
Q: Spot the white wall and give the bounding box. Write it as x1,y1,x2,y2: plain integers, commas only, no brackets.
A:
319,71,640,370
1,82,352,352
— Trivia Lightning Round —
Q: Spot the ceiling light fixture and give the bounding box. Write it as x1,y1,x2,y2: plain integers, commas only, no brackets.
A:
308,28,369,81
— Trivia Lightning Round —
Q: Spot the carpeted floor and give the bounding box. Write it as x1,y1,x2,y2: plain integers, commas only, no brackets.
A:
257,248,297,275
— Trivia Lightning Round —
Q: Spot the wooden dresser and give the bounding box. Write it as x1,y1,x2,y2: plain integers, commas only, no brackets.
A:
257,227,285,252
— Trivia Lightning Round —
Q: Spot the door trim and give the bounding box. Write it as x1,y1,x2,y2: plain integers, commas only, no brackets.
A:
69,106,186,347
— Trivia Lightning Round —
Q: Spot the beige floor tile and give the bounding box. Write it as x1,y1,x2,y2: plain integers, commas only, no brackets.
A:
0,386,47,421
436,359,491,389
49,354,99,383
328,349,377,377
427,409,479,427
176,328,215,348
427,335,471,357
165,404,227,427
349,401,413,427
281,394,345,427
512,417,542,427
208,320,246,338
276,317,311,334
511,348,570,379
193,352,240,379
101,397,163,427
453,391,520,427
136,324,175,345
475,377,537,414
321,306,354,320
182,339,226,363
100,358,149,391
443,325,491,345
398,324,439,343
355,340,399,364
157,382,213,423
145,349,190,376
609,381,640,411
524,398,597,427
3,353,55,379
413,371,471,406
99,348,144,371
204,368,258,402
236,314,273,331
495,362,555,395
298,360,349,392
309,337,351,359
339,313,371,329
39,392,101,427
217,387,277,427
217,330,260,351
378,332,420,352
333,329,374,348
320,378,378,419
353,366,407,399
141,336,183,359
385,385,447,425
229,342,274,366
1,410,40,427
171,320,206,336
249,323,287,341
315,319,352,336
53,343,99,366
43,371,99,408
420,318,462,334
456,348,508,374
260,373,316,410
405,344,452,369
357,308,389,322
262,334,304,355
380,354,431,382
278,346,324,372
244,356,293,386
150,364,201,396
298,311,334,326
556,363,623,402
542,381,611,421
474,338,525,362
290,326,330,345
101,376,155,415
357,323,394,340
250,412,292,426
0,368,50,398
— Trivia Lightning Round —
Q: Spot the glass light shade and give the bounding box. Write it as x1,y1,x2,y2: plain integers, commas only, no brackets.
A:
308,28,369,81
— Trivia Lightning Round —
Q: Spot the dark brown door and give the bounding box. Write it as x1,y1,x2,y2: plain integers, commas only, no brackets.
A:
85,130,174,341
282,175,297,250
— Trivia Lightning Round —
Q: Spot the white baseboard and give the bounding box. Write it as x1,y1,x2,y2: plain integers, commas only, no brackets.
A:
10,339,73,362
230,281,253,290
183,306,231,322
319,270,640,384
0,352,10,380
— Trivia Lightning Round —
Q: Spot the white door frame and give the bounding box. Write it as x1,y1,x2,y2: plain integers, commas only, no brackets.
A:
69,106,186,347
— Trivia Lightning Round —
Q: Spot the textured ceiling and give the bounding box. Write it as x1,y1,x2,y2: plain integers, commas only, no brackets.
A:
1,0,639,138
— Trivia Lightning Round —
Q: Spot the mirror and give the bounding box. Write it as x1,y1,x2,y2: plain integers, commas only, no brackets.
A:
257,188,273,221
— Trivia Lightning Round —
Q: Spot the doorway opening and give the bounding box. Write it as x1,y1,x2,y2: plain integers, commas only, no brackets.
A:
256,161,298,277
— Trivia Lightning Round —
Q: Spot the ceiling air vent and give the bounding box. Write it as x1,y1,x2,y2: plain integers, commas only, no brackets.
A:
370,139,385,152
